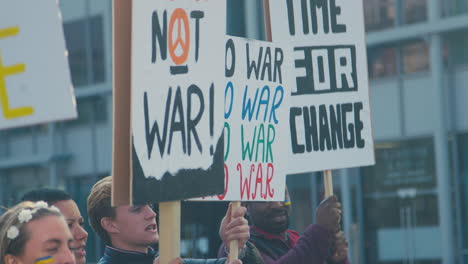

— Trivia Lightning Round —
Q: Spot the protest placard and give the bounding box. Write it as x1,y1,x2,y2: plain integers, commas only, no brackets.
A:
131,0,226,204
193,36,293,202
269,0,375,174
0,0,77,130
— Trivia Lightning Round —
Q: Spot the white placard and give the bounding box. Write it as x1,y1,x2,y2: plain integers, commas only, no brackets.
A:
269,0,375,173
0,1,77,130
195,36,293,201
131,0,226,202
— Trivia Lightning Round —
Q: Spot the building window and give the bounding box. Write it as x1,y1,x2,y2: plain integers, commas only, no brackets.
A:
63,15,105,88
66,96,107,126
442,0,468,16
403,0,427,24
445,29,468,66
402,40,429,74
458,134,468,254
364,0,396,32
368,45,398,79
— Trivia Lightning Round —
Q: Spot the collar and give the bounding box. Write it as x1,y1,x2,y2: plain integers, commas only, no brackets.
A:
104,245,158,260
251,226,300,246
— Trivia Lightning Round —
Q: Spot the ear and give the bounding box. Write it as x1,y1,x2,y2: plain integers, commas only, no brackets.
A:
101,217,120,235
4,254,20,264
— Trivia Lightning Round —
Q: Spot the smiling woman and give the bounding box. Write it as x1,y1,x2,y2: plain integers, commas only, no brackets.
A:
0,201,75,264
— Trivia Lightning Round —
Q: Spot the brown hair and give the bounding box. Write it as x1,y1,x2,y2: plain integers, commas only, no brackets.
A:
0,201,62,261
87,176,115,245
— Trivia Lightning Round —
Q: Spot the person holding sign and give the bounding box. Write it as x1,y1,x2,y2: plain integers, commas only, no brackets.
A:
21,189,88,264
87,176,248,264
218,190,349,264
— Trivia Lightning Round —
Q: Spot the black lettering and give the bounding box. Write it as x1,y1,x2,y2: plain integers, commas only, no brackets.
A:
144,90,171,159
290,107,304,154
329,104,343,150
330,0,346,33
286,0,296,35
151,10,167,63
246,44,263,80
304,106,319,152
354,102,365,148
168,87,186,155
225,38,235,78
318,104,331,151
342,103,355,148
187,84,204,155
260,47,272,82
190,11,204,62
274,48,283,84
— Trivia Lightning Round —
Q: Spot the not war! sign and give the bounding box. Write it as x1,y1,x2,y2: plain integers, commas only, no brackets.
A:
194,36,293,201
131,0,226,203
269,0,375,173
0,1,77,130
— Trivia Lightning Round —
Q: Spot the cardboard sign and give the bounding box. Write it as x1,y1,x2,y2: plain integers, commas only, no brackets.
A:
131,0,226,203
194,36,293,201
0,1,77,130
269,0,375,173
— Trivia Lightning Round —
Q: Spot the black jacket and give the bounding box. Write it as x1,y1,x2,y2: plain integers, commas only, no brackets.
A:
97,245,229,264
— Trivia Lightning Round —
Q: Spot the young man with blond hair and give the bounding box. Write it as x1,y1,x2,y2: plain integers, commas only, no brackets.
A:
87,176,248,264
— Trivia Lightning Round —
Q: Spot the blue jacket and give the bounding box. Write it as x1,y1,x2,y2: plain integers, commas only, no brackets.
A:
98,245,228,264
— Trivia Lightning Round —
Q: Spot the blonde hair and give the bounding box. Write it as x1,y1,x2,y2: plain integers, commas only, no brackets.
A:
87,176,115,245
0,201,62,260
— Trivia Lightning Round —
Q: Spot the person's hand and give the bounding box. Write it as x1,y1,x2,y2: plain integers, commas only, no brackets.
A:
219,203,250,251
315,195,341,232
330,231,348,263
153,257,182,264
227,259,242,264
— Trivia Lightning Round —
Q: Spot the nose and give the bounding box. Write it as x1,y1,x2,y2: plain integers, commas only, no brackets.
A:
75,225,88,241
59,247,76,264
144,205,157,219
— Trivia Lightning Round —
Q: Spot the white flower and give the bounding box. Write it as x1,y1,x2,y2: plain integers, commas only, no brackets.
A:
34,201,49,209
18,209,33,223
50,206,60,213
7,226,19,240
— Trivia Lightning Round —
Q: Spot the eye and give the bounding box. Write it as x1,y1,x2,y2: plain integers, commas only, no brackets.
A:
79,218,85,226
131,206,143,213
67,221,73,229
46,247,59,254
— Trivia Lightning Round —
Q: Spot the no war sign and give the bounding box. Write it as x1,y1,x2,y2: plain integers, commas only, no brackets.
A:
194,36,294,201
269,0,375,173
131,0,226,203
0,1,77,130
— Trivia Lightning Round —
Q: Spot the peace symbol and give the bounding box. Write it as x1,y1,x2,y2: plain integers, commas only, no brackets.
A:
169,8,190,65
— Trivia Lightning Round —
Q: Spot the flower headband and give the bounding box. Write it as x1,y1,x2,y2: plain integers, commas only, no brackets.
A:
6,201,60,240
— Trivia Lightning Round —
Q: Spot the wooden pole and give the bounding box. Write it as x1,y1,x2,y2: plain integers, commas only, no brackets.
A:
160,201,181,264
111,0,132,207
228,201,241,260
324,170,334,197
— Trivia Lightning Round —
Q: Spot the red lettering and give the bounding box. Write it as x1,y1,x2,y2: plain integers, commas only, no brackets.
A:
217,164,229,200
253,163,264,199
266,163,274,198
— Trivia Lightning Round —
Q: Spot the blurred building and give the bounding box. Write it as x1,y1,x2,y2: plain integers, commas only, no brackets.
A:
0,0,468,263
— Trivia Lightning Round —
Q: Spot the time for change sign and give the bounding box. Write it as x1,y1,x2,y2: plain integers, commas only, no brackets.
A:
0,1,77,130
194,36,293,201
131,0,226,203
269,0,375,173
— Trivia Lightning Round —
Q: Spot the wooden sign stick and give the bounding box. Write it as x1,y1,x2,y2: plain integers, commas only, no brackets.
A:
228,201,241,260
160,201,181,264
111,0,132,207
324,170,334,197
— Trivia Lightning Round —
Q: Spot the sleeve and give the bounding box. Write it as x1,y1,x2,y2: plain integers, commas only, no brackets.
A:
273,224,335,264
182,258,228,264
